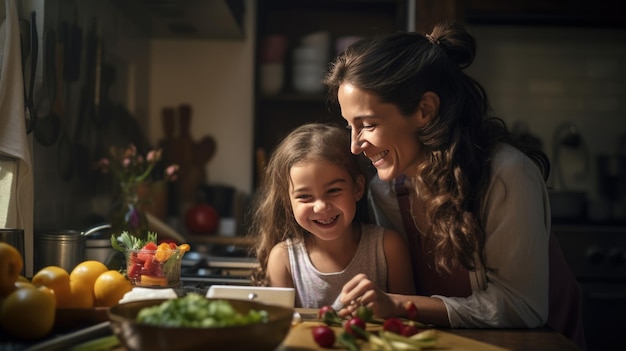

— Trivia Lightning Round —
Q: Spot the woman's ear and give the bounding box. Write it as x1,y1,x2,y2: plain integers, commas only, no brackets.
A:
416,91,440,127
354,174,366,201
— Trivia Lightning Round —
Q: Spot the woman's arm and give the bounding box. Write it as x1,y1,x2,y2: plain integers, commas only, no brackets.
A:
440,145,550,328
266,242,295,288
383,229,416,295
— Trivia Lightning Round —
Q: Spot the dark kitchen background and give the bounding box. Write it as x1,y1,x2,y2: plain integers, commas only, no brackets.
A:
6,1,626,350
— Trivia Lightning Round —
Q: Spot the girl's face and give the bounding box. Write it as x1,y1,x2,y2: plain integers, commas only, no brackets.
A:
338,83,424,181
289,159,364,242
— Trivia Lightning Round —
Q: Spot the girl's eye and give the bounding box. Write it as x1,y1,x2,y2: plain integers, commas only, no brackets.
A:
328,187,342,194
362,123,375,130
295,194,311,200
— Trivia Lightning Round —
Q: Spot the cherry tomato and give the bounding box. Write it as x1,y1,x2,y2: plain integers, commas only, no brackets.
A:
356,305,373,322
402,324,420,337
318,305,342,326
405,301,418,321
382,317,405,334
344,317,367,339
318,305,335,320
312,325,335,348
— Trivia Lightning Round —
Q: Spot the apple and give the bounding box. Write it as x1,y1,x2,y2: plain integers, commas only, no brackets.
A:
185,203,219,234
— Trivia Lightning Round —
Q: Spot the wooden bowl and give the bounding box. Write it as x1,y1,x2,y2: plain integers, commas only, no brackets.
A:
108,298,294,351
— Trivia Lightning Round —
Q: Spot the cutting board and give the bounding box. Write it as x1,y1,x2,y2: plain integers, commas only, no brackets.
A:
278,321,509,350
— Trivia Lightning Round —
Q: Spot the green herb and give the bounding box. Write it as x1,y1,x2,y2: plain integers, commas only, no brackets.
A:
136,294,268,328
111,231,158,252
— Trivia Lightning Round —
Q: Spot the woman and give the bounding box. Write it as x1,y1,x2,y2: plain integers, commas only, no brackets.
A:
323,21,585,348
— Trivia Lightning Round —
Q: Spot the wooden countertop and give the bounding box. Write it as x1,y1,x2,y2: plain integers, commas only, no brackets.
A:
280,310,581,351
442,328,581,351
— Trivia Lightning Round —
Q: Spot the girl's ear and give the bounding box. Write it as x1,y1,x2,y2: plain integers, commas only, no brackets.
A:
354,174,366,201
416,91,440,127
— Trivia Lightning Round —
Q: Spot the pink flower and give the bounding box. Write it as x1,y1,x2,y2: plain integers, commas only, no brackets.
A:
166,164,180,181
147,150,156,162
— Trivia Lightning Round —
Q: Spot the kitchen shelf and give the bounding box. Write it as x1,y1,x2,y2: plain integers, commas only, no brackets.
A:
252,0,409,187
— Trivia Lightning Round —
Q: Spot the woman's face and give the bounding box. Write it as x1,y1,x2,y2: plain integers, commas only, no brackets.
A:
289,159,364,242
338,83,424,181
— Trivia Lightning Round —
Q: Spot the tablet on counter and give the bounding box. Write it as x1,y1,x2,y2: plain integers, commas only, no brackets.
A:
206,285,295,308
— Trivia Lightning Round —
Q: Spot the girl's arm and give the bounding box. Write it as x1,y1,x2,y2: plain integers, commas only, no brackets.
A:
382,229,416,295
266,242,295,288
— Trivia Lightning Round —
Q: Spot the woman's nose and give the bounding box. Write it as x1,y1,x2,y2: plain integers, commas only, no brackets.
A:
351,131,365,155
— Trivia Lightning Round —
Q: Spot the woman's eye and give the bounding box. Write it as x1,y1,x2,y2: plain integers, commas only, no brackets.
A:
362,123,375,130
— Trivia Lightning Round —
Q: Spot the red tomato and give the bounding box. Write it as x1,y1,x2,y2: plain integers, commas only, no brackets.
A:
382,317,405,334
185,203,219,234
344,317,367,339
402,324,420,337
312,325,335,348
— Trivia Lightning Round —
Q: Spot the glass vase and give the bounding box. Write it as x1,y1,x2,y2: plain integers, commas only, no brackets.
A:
108,185,149,241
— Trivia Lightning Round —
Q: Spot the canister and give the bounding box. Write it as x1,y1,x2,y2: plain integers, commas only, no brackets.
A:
34,230,85,273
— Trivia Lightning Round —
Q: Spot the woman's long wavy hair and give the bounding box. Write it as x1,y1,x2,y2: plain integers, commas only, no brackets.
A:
323,21,550,274
248,123,366,285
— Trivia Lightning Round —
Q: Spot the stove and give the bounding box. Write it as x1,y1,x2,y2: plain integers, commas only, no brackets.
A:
180,248,258,290
553,224,626,351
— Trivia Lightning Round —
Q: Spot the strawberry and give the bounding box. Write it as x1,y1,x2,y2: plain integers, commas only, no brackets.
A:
128,262,143,282
142,242,158,251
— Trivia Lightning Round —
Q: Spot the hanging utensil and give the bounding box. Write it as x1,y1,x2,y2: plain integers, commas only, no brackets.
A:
53,26,74,181
24,11,38,134
34,29,61,146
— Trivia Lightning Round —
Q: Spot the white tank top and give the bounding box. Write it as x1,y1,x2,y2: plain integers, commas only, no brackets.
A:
287,223,387,308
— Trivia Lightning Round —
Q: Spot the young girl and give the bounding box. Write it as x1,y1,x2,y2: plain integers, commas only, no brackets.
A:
249,123,415,308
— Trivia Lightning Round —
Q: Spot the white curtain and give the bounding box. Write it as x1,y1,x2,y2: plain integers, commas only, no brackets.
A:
0,0,34,277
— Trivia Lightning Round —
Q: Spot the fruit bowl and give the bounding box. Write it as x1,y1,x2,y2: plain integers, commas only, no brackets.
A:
108,297,294,351
125,246,183,288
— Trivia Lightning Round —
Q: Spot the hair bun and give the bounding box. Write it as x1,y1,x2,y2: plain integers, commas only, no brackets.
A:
429,21,476,69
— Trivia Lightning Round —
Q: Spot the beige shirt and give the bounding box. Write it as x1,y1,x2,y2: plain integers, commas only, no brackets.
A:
369,143,551,328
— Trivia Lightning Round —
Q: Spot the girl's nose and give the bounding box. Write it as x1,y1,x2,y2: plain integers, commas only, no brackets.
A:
313,199,331,213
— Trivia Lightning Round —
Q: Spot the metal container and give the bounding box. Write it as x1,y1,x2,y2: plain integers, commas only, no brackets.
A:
34,230,85,273
83,223,124,269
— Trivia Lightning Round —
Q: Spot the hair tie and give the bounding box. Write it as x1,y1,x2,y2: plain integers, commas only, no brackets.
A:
425,33,439,45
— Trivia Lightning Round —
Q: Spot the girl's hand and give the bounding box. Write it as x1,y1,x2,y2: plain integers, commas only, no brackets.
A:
337,273,398,319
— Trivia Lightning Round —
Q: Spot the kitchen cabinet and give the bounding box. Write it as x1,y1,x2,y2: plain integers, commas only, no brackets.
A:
252,0,410,187
463,0,625,27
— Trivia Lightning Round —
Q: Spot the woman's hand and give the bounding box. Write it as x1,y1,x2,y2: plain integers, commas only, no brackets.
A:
337,273,399,319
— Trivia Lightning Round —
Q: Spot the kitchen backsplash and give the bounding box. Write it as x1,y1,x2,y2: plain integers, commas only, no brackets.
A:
467,25,626,200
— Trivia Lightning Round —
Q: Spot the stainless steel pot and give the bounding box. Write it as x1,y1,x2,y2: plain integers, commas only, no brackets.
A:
82,223,125,270
34,230,85,273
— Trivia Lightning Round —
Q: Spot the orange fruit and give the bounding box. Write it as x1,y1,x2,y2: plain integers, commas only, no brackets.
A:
69,260,108,304
32,266,72,308
0,286,56,339
140,275,168,287
68,279,94,308
0,242,23,297
93,270,132,307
